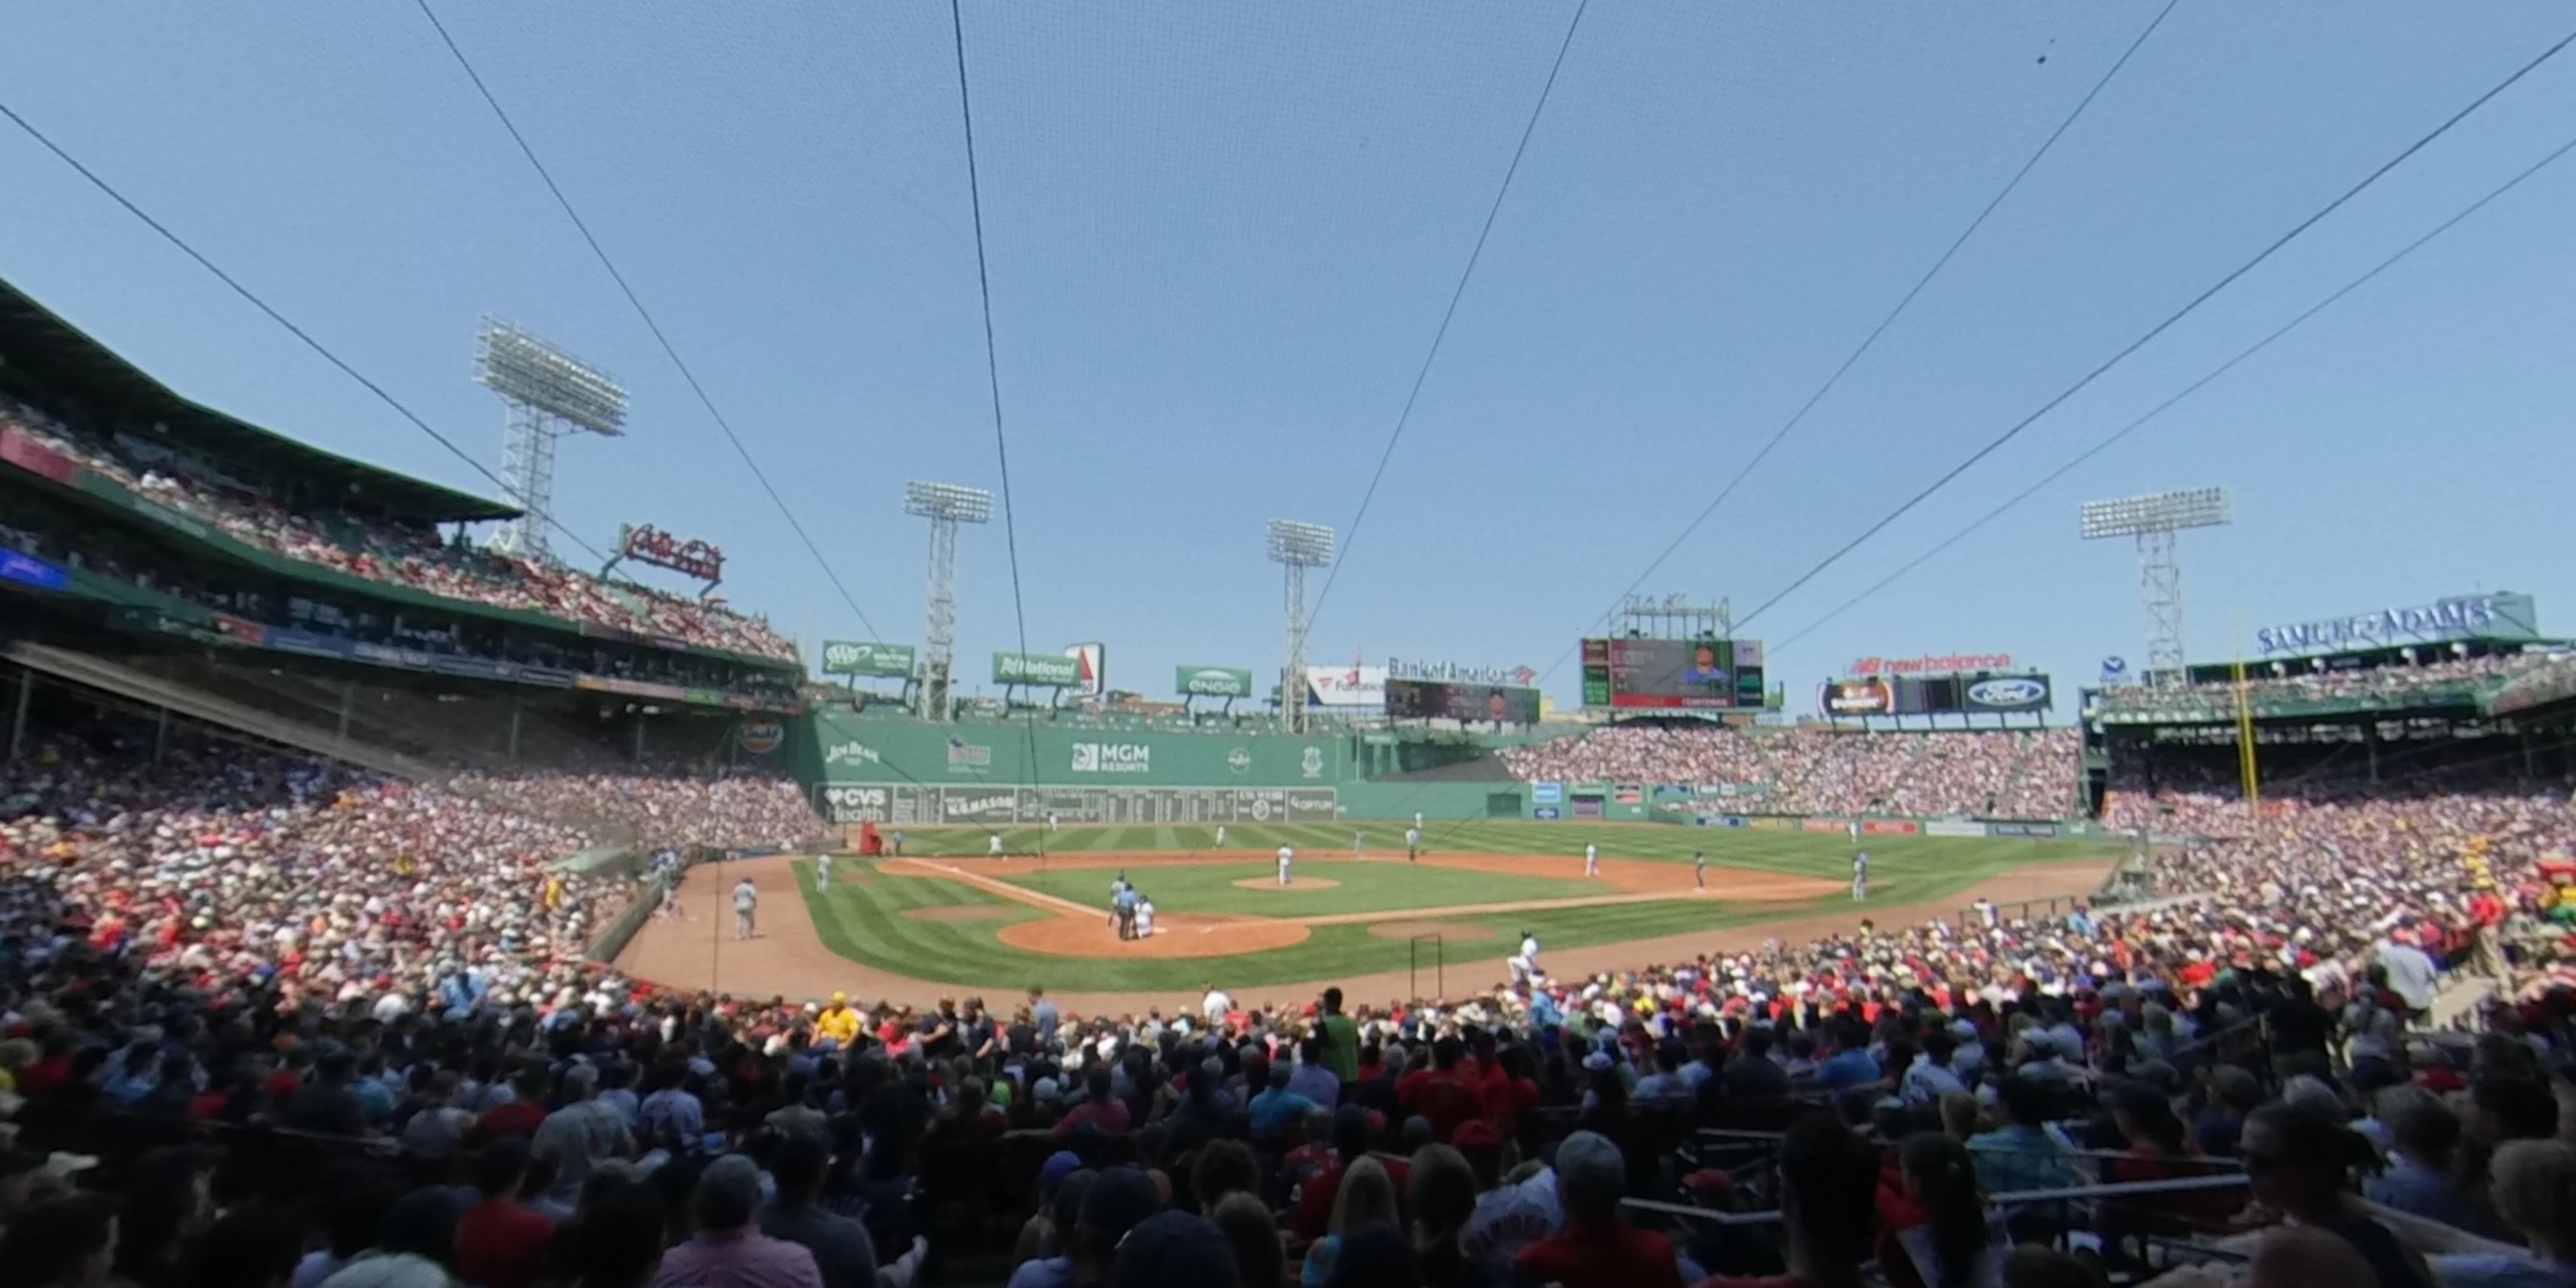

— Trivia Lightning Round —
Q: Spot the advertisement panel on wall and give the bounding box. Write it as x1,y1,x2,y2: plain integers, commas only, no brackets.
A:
806,715,1343,786
1305,663,1387,708
994,652,1082,686
813,782,1339,827
1989,821,2062,838
1924,820,1988,838
1175,665,1256,698
0,547,69,592
1384,677,1541,724
1820,673,2052,716
821,640,917,679
2256,591,2540,658
1063,643,1107,698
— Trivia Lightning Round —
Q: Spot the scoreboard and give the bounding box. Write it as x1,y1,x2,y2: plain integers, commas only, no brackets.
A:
1581,637,1766,709
1385,677,1541,724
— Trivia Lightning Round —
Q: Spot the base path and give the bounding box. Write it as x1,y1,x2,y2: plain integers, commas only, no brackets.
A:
615,854,2115,1018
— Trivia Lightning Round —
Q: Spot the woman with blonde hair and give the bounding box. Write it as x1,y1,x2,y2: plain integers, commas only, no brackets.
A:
1408,1144,1489,1288
2429,1139,2576,1288
1302,1157,1397,1288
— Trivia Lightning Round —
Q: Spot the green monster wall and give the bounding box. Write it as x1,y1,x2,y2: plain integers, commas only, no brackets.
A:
797,713,1352,789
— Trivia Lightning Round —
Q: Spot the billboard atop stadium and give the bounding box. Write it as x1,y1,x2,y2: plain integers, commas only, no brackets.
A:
2254,591,2538,658
1305,663,1386,708
994,651,1081,686
1063,642,1107,697
1385,676,1540,724
1821,671,2051,717
820,640,916,679
1176,665,1256,698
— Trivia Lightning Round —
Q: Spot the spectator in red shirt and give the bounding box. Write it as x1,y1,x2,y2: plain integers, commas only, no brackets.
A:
1397,1037,1485,1144
1052,1068,1130,1139
1514,1130,1683,1288
471,1069,552,1146
455,1137,555,1288
1694,1117,1881,1288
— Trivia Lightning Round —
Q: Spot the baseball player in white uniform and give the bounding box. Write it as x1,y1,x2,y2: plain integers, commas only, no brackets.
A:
1135,895,1156,938
1583,842,1600,879
1353,830,1366,858
1507,930,1540,986
1406,826,1421,863
1214,824,1227,848
815,852,833,893
989,831,1005,858
732,877,758,940
1277,844,1295,886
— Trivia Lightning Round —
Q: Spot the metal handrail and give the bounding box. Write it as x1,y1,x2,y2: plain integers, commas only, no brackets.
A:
1625,1171,2250,1226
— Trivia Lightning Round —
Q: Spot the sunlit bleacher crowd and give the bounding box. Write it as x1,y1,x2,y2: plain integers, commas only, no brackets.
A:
2,408,797,663
1500,726,2081,819
1,694,2573,1288
2089,653,2560,717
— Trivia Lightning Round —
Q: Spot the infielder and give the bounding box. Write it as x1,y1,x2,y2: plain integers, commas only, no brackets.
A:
1277,843,1296,886
989,831,1005,859
1584,842,1600,879
1852,851,1869,902
732,876,758,940
1693,850,1707,891
1507,930,1540,987
1048,812,1059,832
1214,824,1227,848
1354,830,1366,858
1849,818,1862,844
815,852,834,893
1406,826,1421,863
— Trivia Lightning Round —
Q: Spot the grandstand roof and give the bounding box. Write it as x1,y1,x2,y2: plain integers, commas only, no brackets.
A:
0,278,519,524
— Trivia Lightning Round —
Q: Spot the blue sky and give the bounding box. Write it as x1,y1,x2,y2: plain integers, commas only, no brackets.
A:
5,3,2574,711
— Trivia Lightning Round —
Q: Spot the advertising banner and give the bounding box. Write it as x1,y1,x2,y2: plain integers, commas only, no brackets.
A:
1696,815,1748,829
1988,821,2062,839
822,640,916,679
1532,807,1563,820
816,783,1340,826
1531,782,1563,805
1963,675,2051,713
0,429,82,486
1176,665,1255,698
1064,642,1107,698
1822,678,1896,717
0,547,69,592
1385,677,1541,724
736,720,786,755
266,628,354,660
1304,663,1387,708
1570,796,1604,819
2257,591,2540,657
1746,817,1796,832
1861,819,1920,836
994,651,1081,686
1925,820,1987,838
1802,819,1847,835
1850,652,2014,676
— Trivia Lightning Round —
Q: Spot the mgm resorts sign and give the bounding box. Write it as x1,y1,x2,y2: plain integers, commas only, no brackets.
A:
2256,591,2537,658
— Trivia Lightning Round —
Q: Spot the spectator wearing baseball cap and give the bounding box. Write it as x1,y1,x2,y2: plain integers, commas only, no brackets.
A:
1513,1131,1682,1288
1110,1210,1238,1288
1070,1169,1163,1288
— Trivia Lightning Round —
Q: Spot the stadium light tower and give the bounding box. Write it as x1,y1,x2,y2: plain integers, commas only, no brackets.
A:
1267,519,1335,735
905,480,992,720
2080,486,2231,687
475,319,626,563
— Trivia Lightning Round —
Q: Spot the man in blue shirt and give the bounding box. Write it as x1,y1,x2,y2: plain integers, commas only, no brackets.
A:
1247,1060,1319,1140
1815,1019,1882,1092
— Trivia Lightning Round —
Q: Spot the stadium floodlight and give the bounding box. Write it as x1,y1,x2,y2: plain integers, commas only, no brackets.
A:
1266,519,1335,734
906,480,993,720
2080,487,2232,687
475,318,627,563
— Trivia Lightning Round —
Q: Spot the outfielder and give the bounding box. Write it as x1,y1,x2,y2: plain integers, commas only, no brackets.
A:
732,876,758,940
989,831,1005,859
1584,842,1600,879
1277,843,1296,886
1406,826,1421,863
815,852,833,893
1214,824,1228,848
1852,851,1869,902
1354,830,1366,858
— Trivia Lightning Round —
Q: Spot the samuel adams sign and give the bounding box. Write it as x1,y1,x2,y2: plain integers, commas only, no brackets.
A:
2256,592,2537,658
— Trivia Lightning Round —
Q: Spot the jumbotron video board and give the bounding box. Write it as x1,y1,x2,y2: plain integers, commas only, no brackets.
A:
1580,637,1766,709
1384,677,1541,724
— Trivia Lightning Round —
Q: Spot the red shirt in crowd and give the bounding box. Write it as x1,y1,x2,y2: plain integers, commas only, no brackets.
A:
472,1100,547,1144
1292,1152,1413,1241
454,1198,554,1288
1052,1096,1131,1138
1514,1218,1685,1288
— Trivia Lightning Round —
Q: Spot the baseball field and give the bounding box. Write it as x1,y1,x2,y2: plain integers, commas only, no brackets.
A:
614,820,2117,1013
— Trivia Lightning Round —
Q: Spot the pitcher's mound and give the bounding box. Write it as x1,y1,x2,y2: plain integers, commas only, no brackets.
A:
901,906,1017,924
1001,913,1310,958
1367,921,1497,942
1230,877,1341,892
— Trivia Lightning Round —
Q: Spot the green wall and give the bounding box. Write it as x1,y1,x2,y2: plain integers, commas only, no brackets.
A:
799,712,1352,788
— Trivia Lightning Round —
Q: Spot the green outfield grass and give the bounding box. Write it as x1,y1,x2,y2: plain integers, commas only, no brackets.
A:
985,860,1582,918
789,820,2118,994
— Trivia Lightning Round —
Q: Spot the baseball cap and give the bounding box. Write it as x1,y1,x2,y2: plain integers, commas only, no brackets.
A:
1552,1130,1625,1218
1040,1150,1083,1193
1078,1166,1163,1252
1110,1210,1238,1288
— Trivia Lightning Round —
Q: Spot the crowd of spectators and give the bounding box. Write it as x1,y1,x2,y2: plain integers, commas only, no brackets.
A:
2090,653,2554,718
451,770,824,854
3,408,796,663
1501,727,2079,819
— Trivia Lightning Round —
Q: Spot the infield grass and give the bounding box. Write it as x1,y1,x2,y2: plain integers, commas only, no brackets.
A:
790,821,2116,995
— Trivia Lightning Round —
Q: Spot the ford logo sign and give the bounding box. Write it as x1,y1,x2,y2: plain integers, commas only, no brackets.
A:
1967,677,2047,708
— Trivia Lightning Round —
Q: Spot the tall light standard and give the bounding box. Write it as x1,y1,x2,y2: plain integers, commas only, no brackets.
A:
1267,519,1335,735
905,480,992,720
475,319,626,562
2080,487,2231,687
